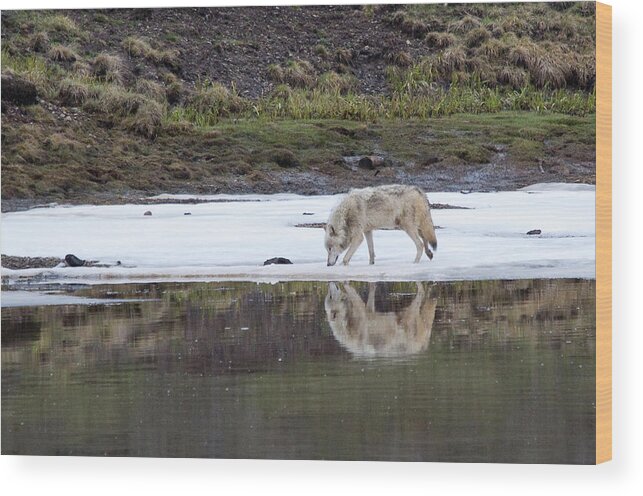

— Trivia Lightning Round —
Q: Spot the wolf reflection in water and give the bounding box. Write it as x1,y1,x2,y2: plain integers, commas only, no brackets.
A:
325,282,437,358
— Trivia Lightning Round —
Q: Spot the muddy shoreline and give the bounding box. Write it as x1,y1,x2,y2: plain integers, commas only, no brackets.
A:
1,162,594,213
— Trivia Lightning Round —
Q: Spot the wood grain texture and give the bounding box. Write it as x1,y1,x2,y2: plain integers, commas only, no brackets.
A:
596,1,612,464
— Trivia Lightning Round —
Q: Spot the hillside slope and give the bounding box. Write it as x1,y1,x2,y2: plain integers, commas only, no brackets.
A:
1,3,596,208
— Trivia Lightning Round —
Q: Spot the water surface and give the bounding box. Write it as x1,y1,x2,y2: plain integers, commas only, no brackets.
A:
1,279,595,463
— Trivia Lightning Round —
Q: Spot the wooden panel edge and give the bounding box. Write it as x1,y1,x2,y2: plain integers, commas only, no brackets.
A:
595,1,612,465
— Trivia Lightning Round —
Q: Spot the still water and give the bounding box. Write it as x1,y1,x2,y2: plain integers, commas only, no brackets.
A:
1,279,595,463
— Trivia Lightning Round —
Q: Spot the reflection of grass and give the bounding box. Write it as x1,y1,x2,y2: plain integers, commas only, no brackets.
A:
1,279,596,461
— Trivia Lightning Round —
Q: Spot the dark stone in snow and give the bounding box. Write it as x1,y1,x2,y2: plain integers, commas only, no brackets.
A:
526,229,542,235
144,210,152,216
65,254,85,267
263,257,293,266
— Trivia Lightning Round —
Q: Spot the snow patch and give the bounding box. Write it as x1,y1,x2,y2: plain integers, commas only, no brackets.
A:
520,182,596,192
1,188,595,283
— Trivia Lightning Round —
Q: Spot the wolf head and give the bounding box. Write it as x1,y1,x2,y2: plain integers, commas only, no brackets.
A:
324,282,346,322
324,222,347,266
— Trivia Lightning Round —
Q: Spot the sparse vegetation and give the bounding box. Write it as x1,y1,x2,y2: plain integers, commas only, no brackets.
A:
91,53,124,83
268,59,316,89
1,5,597,204
57,77,90,105
47,44,78,62
121,36,180,70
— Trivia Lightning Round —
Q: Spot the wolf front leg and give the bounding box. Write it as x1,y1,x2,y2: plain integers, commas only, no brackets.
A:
364,230,375,265
342,234,365,265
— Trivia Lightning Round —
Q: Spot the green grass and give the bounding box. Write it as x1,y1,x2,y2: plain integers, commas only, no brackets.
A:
1,111,595,201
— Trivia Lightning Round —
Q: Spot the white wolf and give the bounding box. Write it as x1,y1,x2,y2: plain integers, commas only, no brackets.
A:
324,185,437,266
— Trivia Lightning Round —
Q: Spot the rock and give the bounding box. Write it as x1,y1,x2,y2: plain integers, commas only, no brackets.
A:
184,212,192,215
358,155,385,169
64,254,86,267
1,73,38,106
263,257,293,266
294,222,326,228
144,210,152,216
302,212,314,215
526,229,542,235
1,255,62,269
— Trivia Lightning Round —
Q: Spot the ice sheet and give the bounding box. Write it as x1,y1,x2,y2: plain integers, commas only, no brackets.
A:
1,184,595,283
0,291,148,307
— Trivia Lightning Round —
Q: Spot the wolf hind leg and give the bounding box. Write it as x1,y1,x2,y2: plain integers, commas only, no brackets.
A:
342,234,364,266
402,226,424,263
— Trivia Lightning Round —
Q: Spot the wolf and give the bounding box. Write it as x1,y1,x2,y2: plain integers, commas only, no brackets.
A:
324,185,437,266
324,282,437,357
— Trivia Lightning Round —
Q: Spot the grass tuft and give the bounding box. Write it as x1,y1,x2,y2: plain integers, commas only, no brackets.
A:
123,100,164,138
449,15,481,33
385,50,413,67
335,48,354,65
91,53,124,84
47,44,78,62
42,14,79,35
29,32,49,53
425,31,455,49
317,71,358,94
465,27,490,48
135,79,167,103
57,77,90,105
121,36,181,70
268,59,316,89
497,66,528,90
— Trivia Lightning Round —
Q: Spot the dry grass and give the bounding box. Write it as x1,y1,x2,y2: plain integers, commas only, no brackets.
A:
91,53,124,84
385,50,413,67
42,14,79,35
317,71,358,94
123,100,164,138
270,84,293,100
268,60,316,89
508,40,582,89
94,85,143,117
403,19,429,38
188,82,247,116
57,78,90,105
465,27,490,48
162,72,184,104
335,48,354,65
425,32,455,49
448,15,481,33
314,44,330,59
135,79,167,103
121,36,150,58
44,133,83,156
436,46,467,74
477,39,506,59
72,60,92,78
121,36,180,69
47,44,78,62
29,32,49,53
497,66,528,90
